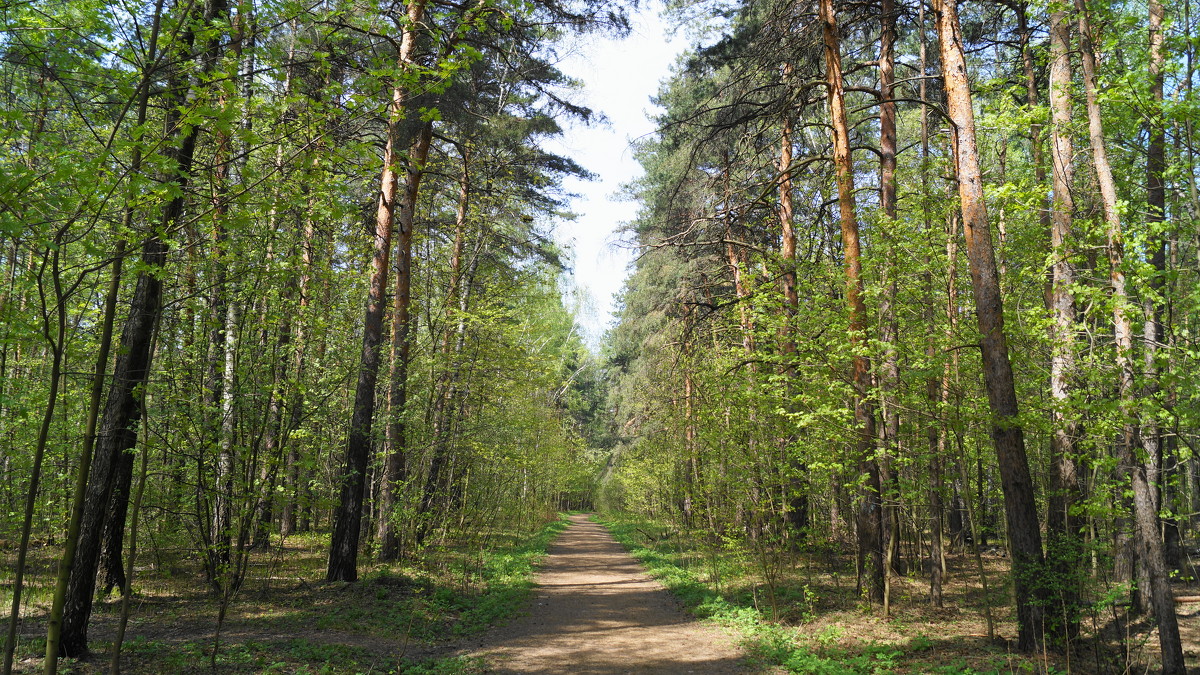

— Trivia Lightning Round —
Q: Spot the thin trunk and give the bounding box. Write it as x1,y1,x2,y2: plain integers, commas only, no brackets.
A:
110,347,155,674
3,247,67,675
214,297,238,570
683,366,699,529
202,76,235,587
722,152,754,355
1018,3,1053,250
918,1,944,606
878,0,901,614
1144,0,1169,571
933,0,1046,650
957,446,996,641
282,170,318,538
778,102,808,541
1045,3,1085,641
416,141,472,546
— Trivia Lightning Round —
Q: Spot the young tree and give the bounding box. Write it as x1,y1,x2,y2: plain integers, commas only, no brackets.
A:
59,0,230,653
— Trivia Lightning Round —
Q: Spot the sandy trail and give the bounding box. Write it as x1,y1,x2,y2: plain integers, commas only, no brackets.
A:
456,514,748,674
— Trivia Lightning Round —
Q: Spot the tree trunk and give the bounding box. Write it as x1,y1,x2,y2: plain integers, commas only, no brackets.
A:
57,0,222,646
60,248,171,657
1017,3,1053,248
44,0,167,660
98,448,135,595
1044,2,1085,642
379,118,434,557
3,246,67,675
43,237,126,669
777,107,809,541
1143,0,1172,574
1075,0,1184,668
917,1,943,607
932,0,1046,650
327,0,426,581
282,168,319,538
820,0,882,604
878,0,902,611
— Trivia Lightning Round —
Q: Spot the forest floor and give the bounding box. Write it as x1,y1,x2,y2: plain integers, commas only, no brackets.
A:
3,517,575,674
599,516,1200,674
5,514,1200,673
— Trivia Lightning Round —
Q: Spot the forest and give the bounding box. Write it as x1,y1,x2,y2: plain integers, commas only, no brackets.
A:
1,0,1199,671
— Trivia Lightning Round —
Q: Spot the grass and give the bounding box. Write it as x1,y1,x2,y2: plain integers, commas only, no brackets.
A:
596,515,1081,675
2,515,570,674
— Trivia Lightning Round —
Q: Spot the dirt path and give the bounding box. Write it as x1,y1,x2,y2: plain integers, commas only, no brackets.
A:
453,514,750,673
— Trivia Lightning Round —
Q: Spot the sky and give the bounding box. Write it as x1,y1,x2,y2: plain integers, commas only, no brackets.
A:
545,4,690,349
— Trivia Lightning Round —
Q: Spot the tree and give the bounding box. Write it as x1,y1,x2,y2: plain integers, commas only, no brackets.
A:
1075,0,1184,667
327,0,429,582
931,0,1046,650
1044,0,1085,640
59,0,230,652
820,0,883,604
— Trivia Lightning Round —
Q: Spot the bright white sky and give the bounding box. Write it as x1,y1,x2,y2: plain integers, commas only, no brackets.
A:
546,3,689,350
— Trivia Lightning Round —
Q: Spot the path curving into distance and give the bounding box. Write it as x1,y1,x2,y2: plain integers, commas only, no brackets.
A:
458,513,750,674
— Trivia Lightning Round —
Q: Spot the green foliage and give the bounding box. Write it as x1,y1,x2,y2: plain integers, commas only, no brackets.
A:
598,0,1200,667
599,516,983,675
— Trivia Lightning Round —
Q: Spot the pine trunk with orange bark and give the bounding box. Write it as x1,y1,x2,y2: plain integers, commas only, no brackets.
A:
932,0,1045,650
820,0,883,604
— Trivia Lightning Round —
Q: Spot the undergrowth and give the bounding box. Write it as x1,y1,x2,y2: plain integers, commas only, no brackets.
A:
597,514,1063,675
9,515,570,674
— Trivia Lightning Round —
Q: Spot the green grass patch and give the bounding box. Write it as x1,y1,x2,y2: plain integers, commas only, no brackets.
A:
10,516,570,674
287,516,569,645
595,515,1058,675
395,655,487,674
452,516,569,634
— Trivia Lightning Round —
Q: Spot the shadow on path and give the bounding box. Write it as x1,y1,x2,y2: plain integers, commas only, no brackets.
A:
458,514,748,674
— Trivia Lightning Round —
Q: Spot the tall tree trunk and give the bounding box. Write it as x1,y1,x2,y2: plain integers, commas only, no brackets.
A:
1044,3,1085,642
1143,0,1173,571
1075,0,1184,668
58,0,222,649
932,0,1046,650
379,118,434,557
777,97,809,541
878,0,902,612
820,0,883,603
282,163,319,538
44,2,166,658
60,191,175,659
326,0,426,581
918,0,944,606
